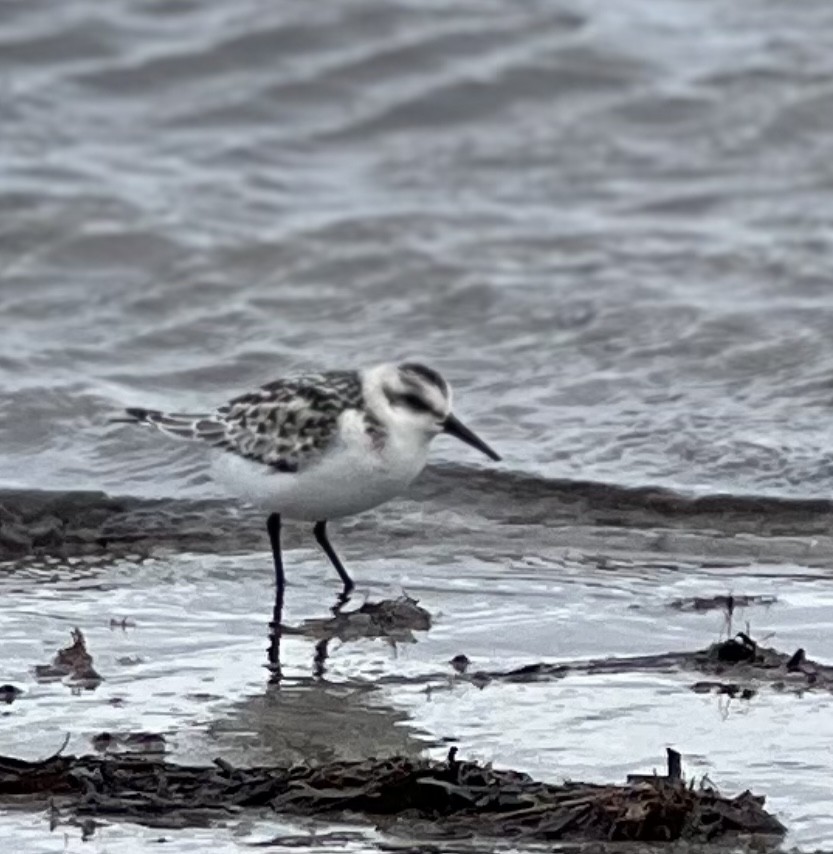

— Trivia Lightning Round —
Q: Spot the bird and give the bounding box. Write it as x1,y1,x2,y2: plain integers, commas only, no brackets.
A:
113,362,501,670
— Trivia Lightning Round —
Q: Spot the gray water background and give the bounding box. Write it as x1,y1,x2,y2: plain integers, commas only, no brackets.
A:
4,0,833,851
4,0,833,499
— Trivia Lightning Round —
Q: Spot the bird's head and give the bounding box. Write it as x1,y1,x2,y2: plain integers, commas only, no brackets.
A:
363,362,500,461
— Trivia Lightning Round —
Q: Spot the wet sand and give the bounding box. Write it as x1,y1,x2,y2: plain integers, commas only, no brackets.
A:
3,466,833,563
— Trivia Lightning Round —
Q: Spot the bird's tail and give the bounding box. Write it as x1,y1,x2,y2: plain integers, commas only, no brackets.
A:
110,407,225,442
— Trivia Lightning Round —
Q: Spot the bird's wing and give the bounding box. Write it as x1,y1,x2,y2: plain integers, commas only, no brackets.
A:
115,371,366,473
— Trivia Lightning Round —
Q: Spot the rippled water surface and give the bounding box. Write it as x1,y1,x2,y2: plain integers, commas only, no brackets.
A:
4,0,833,497
4,0,833,850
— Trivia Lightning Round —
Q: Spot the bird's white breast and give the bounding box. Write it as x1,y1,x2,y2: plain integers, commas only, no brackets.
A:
211,409,429,521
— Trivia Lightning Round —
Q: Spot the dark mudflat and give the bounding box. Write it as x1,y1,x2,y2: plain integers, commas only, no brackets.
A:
4,473,833,563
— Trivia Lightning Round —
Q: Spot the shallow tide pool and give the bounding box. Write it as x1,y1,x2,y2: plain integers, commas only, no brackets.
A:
2,542,831,850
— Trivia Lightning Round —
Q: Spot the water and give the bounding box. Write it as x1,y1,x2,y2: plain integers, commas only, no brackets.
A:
3,0,833,849
5,0,833,499
3,550,833,850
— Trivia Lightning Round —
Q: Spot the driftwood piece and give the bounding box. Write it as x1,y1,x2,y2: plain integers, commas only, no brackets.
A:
0,750,785,842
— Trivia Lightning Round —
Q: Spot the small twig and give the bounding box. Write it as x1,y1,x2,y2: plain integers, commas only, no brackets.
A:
666,748,682,781
446,746,459,783
725,593,735,637
213,758,235,777
736,632,757,650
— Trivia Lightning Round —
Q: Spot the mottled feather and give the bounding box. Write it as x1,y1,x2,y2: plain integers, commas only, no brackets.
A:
119,371,382,473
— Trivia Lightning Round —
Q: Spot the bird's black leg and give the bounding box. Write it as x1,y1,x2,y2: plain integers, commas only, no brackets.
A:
313,520,354,604
266,512,285,676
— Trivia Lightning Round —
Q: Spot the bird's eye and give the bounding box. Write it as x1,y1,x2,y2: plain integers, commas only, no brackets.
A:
403,393,431,412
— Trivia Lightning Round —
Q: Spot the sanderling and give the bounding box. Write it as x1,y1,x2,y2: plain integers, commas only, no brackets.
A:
114,362,500,669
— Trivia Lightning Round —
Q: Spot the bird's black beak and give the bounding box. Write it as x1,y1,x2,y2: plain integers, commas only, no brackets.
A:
443,413,501,462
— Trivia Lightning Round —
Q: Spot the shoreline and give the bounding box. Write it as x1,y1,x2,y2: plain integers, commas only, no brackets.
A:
2,466,831,562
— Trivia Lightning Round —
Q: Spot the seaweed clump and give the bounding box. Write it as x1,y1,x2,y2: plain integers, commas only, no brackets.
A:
0,748,785,842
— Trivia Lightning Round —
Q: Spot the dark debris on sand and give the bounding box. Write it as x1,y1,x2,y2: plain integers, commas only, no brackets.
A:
668,594,777,613
692,633,827,693
0,749,784,842
0,685,23,705
285,595,432,677
477,632,832,696
34,628,102,688
291,596,432,645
